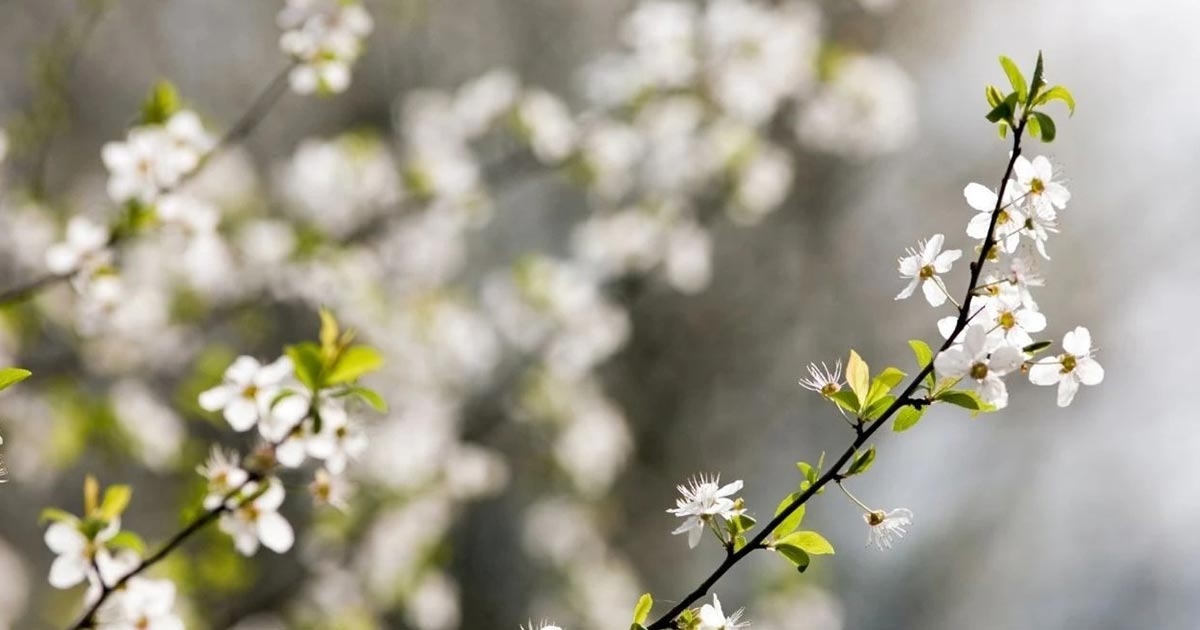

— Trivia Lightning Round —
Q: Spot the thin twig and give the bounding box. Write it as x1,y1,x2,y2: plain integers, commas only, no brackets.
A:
645,116,1030,630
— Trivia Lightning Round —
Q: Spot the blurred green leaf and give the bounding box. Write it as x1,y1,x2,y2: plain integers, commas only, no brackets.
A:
285,342,324,390
0,368,31,392
632,593,653,626
846,447,876,477
140,80,180,125
774,543,811,572
325,345,383,385
778,530,835,555
98,484,132,520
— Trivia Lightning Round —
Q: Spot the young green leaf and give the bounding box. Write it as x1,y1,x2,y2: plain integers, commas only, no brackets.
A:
285,343,325,390
347,386,388,412
846,350,870,402
985,84,1004,109
893,405,926,432
1032,112,1056,142
864,395,896,421
632,593,653,626
828,389,860,414
1035,85,1076,116
107,530,147,555
778,530,835,555
0,367,31,392
1027,51,1046,106
141,80,181,125
772,493,806,538
865,367,906,407
774,543,811,572
846,447,876,476
937,390,996,413
99,485,133,520
1023,340,1053,355
39,507,79,524
999,56,1028,104
325,345,384,385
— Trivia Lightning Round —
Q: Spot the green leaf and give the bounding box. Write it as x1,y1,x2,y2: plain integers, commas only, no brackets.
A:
325,345,384,385
319,308,340,357
84,475,100,515
1031,112,1056,142
1036,85,1075,116
774,543,811,572
864,395,896,421
893,405,926,432
140,80,181,125
99,485,132,520
937,389,997,414
866,367,906,407
285,343,324,390
908,339,936,385
778,530,835,555
985,84,1004,109
39,507,79,524
107,530,146,555
347,386,388,412
773,493,806,538
846,447,876,477
999,56,1028,104
797,461,818,486
0,368,31,392
846,350,870,402
985,92,1018,124
632,593,653,626
998,121,1009,139
828,389,859,414
1023,340,1053,355
1027,51,1046,106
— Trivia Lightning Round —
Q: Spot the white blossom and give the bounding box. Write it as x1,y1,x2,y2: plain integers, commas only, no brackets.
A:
698,594,750,630
895,233,961,307
1013,154,1070,213
864,507,913,550
45,216,111,276
667,474,744,548
799,360,844,397
198,355,299,432
219,478,295,555
197,445,249,510
934,324,1024,408
1028,326,1104,406
963,182,1023,252
95,577,184,630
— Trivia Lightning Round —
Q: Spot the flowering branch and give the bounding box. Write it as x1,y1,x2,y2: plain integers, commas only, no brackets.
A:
0,62,293,308
628,52,1088,630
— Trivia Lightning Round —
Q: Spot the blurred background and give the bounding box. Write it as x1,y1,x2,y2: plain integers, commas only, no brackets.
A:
0,0,1185,629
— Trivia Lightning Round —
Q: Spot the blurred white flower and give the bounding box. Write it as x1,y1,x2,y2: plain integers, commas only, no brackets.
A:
95,576,184,630
622,0,698,88
864,507,913,550
309,467,352,511
197,445,250,509
111,380,185,471
895,233,961,307
664,220,712,293
406,572,460,630
454,68,520,137
278,0,373,94
1028,326,1104,406
219,478,295,555
796,54,916,157
277,133,400,236
519,90,577,163
45,216,111,276
730,145,792,224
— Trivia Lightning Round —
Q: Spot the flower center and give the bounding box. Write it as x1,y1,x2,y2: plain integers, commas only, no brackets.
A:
820,382,840,397
1030,178,1046,194
1024,217,1035,230
919,265,935,279
241,385,259,399
997,209,1010,225
867,511,885,526
998,311,1016,330
1060,354,1077,373
970,362,989,380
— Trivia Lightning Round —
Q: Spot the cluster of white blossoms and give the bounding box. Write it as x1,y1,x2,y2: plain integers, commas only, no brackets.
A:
668,474,745,548
197,351,367,552
101,110,215,206
892,153,1103,409
277,0,373,94
43,487,186,628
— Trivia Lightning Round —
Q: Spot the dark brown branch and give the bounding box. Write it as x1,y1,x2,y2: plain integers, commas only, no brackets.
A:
645,117,1030,630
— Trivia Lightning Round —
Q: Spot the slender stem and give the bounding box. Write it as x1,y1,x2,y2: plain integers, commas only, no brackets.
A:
0,63,294,309
835,481,873,513
645,116,1029,630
